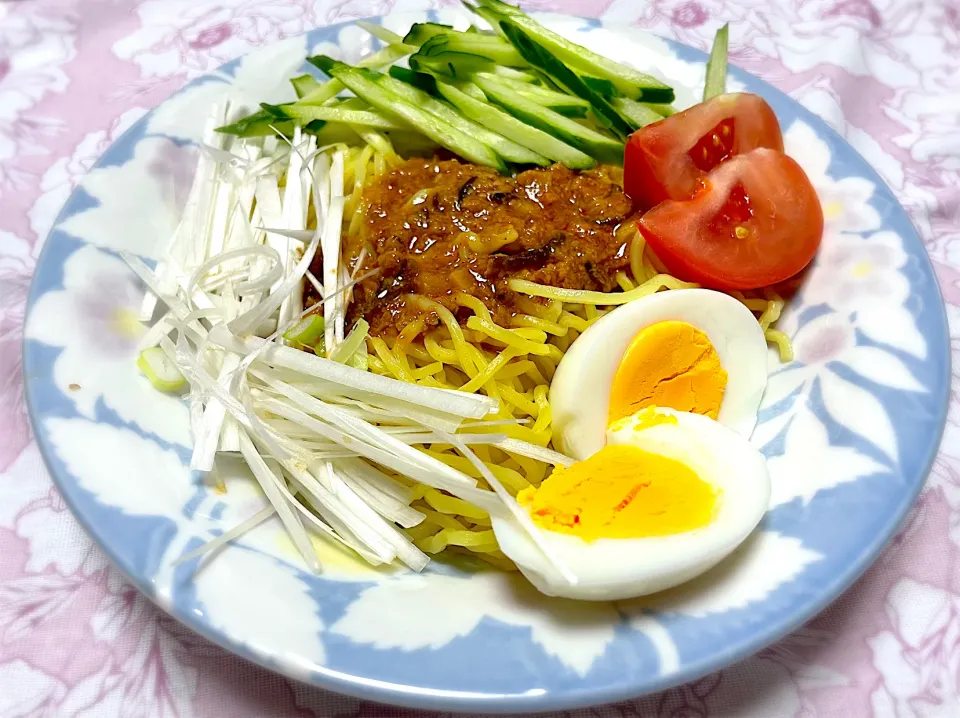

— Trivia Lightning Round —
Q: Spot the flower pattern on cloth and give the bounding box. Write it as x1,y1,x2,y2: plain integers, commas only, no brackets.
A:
1,1,958,717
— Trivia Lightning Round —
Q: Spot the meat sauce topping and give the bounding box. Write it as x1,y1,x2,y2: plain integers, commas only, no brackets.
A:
333,157,636,337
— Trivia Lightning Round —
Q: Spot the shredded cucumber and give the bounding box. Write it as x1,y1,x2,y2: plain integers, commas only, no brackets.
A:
473,74,623,163
434,78,595,169
474,0,674,102
262,102,407,130
310,57,509,173
380,74,549,165
703,24,730,101
613,97,665,130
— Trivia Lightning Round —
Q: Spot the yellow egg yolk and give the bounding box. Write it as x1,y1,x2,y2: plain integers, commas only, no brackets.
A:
608,321,727,424
517,444,718,541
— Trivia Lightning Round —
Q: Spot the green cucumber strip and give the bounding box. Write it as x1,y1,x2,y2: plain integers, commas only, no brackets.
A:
492,65,539,83
403,22,455,46
217,109,292,137
434,79,595,169
291,74,322,99
261,102,407,130
356,20,405,46
499,21,633,139
379,75,549,165
580,75,618,97
460,82,487,101
477,0,674,102
463,1,508,37
389,66,438,93
612,97,664,130
477,72,589,116
473,74,622,164
303,122,357,144
410,52,495,79
419,34,526,66
513,91,588,117
643,102,677,117
297,42,414,106
351,127,394,155
310,58,508,172
703,24,729,101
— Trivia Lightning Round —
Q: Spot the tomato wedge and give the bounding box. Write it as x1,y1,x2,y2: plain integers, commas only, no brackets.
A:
624,93,784,209
636,149,823,291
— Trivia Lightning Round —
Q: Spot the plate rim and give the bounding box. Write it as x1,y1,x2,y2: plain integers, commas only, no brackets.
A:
21,11,952,713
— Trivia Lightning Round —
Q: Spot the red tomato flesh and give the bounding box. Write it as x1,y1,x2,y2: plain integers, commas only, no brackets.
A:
623,93,784,209
636,148,824,291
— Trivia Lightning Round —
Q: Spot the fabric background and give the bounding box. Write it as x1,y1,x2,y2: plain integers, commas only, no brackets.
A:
1,0,958,715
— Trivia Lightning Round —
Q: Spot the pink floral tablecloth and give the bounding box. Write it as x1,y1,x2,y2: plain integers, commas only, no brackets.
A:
2,0,958,716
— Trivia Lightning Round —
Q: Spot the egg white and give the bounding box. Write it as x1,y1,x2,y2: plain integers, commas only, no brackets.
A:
550,288,769,460
490,408,771,601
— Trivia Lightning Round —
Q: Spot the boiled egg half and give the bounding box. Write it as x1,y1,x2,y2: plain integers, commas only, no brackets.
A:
550,289,768,459
491,407,770,600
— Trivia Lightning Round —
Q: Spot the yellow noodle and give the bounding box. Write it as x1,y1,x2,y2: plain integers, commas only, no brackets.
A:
465,316,551,354
616,271,636,292
629,227,649,284
424,332,459,365
397,316,427,345
499,385,540,418
532,385,551,436
413,296,479,377
417,529,499,554
411,362,444,380
369,337,415,382
507,451,547,487
509,274,697,305
415,508,468,531
417,375,450,389
558,311,589,332
492,359,537,381
459,348,520,393
521,361,549,387
766,328,794,361
421,487,489,519
474,445,495,464
461,343,501,399
511,313,568,336
758,296,784,331
423,450,530,493
531,354,557,382
453,293,494,322
405,523,439,541
514,296,558,322
403,341,433,364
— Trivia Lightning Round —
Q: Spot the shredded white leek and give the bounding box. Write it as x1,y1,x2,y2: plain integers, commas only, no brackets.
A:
128,107,569,581
137,347,185,392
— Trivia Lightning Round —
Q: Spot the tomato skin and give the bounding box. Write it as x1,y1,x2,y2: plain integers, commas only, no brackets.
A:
624,93,784,209
636,149,824,291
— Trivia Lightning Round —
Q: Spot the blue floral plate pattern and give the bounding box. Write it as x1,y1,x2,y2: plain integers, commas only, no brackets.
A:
22,9,950,714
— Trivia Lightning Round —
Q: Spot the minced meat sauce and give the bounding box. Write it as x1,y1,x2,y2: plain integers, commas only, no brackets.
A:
313,157,637,337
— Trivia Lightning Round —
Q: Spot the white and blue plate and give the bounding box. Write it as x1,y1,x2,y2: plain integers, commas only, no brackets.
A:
22,9,950,713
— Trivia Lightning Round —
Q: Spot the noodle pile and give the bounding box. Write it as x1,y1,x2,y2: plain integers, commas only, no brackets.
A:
310,134,791,569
